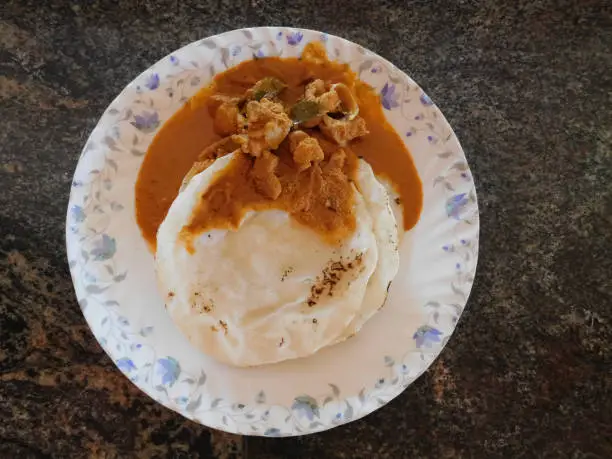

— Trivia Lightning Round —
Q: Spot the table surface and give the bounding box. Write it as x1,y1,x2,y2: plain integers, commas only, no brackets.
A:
1,0,611,457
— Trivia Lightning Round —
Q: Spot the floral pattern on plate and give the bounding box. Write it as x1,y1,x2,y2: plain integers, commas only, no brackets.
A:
66,27,479,436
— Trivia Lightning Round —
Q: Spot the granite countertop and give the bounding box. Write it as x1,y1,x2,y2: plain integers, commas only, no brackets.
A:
1,0,611,457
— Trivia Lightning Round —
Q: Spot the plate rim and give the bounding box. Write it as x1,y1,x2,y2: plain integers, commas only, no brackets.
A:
66,26,480,436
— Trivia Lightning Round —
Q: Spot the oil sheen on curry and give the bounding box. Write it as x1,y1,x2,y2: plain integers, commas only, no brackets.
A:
135,42,422,252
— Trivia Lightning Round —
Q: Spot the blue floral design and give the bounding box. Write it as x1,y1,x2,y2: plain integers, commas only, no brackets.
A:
420,93,433,106
66,30,480,435
446,193,469,220
413,326,443,348
71,205,85,223
291,395,319,421
380,82,400,110
145,73,160,90
131,111,159,133
90,234,116,261
157,357,180,386
231,45,242,56
286,31,304,46
116,357,136,373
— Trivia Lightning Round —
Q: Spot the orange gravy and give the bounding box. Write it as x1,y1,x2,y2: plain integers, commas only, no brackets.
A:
181,135,359,253
135,52,423,250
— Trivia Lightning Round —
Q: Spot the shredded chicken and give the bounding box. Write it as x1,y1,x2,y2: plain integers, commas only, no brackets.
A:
289,130,324,172
241,99,292,156
319,115,369,146
251,150,282,199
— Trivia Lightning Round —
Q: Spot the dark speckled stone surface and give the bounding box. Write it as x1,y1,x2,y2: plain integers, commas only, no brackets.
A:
1,0,611,457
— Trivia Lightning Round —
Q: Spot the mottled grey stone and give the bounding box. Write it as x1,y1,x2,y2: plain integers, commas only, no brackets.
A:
1,0,611,458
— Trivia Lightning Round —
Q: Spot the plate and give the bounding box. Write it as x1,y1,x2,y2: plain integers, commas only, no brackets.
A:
66,27,479,436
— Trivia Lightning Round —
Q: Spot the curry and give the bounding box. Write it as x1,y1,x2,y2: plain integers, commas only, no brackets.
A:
181,134,359,252
135,43,422,250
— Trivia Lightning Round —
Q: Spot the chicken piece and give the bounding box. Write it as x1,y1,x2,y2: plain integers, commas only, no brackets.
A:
319,115,369,146
317,90,341,113
242,99,292,156
304,79,340,112
304,79,326,99
289,131,324,172
246,98,286,125
251,150,282,199
208,94,241,136
293,138,324,172
213,101,239,136
300,80,343,127
289,130,309,150
292,163,323,213
325,148,347,173
331,83,359,120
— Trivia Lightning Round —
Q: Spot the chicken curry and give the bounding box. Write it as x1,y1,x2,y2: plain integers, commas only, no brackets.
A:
135,42,422,251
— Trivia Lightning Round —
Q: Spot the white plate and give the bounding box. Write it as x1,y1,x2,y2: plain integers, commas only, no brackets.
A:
66,27,479,436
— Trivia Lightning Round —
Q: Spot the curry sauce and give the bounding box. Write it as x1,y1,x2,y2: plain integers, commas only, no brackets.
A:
181,134,359,253
135,44,423,250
